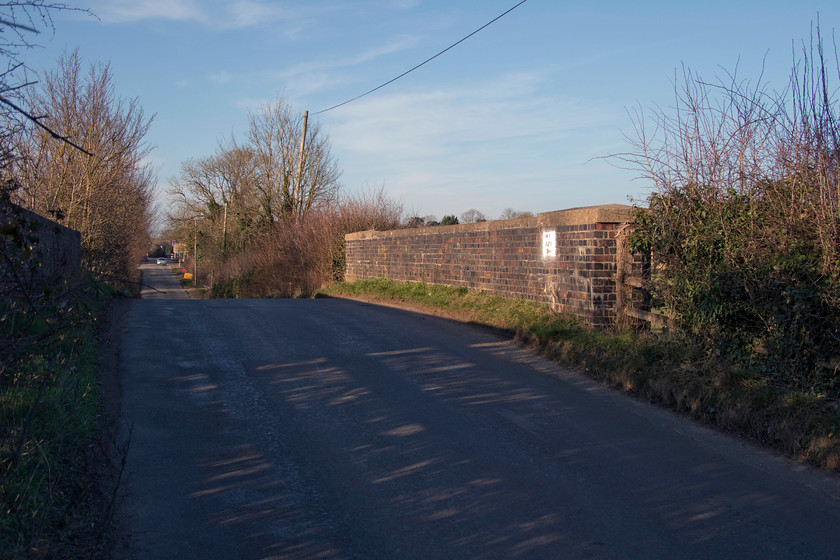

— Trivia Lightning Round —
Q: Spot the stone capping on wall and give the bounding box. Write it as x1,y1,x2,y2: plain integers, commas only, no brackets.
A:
344,204,635,327
346,204,633,240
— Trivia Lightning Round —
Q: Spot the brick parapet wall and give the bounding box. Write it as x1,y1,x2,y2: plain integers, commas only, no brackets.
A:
345,204,632,327
1,200,82,289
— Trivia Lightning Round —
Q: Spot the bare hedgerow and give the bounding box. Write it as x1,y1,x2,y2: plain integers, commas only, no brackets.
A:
211,188,404,298
614,26,840,394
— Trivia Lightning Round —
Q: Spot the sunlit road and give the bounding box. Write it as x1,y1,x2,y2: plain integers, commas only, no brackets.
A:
119,264,840,559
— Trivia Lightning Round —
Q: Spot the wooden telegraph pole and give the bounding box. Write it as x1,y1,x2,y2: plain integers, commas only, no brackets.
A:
193,216,198,283
293,110,308,216
222,202,227,254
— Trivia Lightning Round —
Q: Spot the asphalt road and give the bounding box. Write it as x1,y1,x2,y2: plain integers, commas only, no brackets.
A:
118,264,840,559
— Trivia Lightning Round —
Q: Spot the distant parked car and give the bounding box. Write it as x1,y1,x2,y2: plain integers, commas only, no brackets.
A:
156,257,167,265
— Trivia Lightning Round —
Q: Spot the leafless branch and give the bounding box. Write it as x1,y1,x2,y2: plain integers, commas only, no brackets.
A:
0,94,93,155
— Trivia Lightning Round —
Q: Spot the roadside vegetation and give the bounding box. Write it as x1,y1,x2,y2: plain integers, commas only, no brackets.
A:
165,97,405,298
616,28,839,466
322,278,840,472
0,4,151,557
0,274,124,559
1,196,132,557
207,189,404,298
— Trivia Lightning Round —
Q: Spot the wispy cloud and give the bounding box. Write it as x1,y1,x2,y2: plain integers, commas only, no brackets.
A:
256,36,420,100
200,35,420,99
208,71,234,84
221,0,294,29
91,0,299,27
383,0,421,8
233,96,272,113
324,71,626,216
351,36,419,66
330,72,607,159
91,0,207,23
265,36,419,82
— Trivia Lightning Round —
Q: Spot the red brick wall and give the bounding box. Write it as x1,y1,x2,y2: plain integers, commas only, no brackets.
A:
345,204,632,327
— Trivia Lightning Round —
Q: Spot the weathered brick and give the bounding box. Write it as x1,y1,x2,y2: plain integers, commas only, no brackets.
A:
345,205,632,327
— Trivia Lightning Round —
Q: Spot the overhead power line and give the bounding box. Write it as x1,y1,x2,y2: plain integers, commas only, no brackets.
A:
313,0,528,115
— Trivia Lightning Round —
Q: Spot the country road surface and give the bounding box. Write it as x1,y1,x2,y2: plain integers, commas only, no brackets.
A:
118,263,840,559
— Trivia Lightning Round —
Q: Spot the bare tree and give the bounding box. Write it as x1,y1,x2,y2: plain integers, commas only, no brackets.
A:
169,142,265,267
171,100,342,227
13,50,155,280
460,208,486,223
246,99,341,220
169,98,342,277
0,3,89,176
498,208,533,220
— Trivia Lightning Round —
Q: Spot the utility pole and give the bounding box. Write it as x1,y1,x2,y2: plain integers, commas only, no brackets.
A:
193,217,198,283
222,202,228,254
293,110,308,216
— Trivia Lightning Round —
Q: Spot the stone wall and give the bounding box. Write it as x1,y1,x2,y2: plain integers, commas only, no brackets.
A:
345,204,633,327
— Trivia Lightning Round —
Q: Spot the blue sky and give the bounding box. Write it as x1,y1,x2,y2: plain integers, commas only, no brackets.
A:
20,0,840,221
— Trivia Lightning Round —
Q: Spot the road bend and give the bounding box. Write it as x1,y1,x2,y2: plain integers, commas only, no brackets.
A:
117,263,840,559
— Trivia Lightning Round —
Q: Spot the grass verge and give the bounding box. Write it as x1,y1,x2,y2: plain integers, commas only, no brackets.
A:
172,265,207,297
1,279,127,559
321,278,840,472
